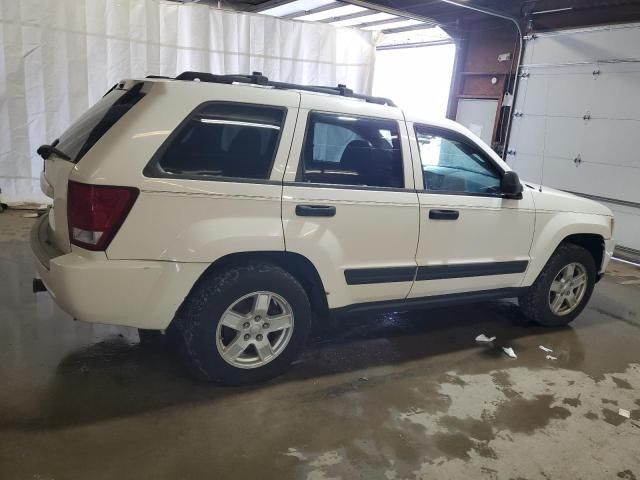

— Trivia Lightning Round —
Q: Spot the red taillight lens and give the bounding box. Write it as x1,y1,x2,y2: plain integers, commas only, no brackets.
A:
67,181,139,251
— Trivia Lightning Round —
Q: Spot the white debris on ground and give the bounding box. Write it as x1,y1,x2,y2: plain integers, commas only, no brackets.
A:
283,447,307,460
475,334,496,343
502,347,517,359
546,355,558,361
539,345,553,353
618,408,631,418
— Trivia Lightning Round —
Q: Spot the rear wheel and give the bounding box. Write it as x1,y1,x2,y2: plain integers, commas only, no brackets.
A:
519,243,596,327
138,328,164,345
174,263,311,385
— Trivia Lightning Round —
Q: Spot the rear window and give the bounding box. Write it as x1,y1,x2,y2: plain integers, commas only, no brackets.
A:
56,83,145,162
148,103,285,181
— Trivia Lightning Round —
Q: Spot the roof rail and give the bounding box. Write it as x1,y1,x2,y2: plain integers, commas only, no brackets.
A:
173,71,396,107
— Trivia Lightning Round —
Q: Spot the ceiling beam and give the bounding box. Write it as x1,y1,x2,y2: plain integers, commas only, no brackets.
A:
377,38,454,50
282,1,345,19
357,16,413,28
247,0,298,13
382,23,437,34
320,9,373,23
339,0,439,26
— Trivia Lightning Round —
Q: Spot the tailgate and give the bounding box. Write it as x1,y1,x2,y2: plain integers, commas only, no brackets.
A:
38,80,147,253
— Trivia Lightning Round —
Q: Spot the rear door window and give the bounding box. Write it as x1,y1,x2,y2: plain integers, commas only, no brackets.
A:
149,103,285,181
56,84,145,162
298,113,404,189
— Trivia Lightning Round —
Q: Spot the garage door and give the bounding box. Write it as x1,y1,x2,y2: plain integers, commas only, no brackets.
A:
506,23,640,255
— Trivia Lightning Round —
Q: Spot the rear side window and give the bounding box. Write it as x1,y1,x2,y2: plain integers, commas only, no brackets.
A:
57,83,145,163
298,113,404,189
150,103,285,181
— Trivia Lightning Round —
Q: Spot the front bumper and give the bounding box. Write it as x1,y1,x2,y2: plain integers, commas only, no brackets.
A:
596,238,615,281
602,238,615,273
30,214,207,329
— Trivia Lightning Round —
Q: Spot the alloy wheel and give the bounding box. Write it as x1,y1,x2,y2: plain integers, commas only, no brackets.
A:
216,291,294,369
548,262,588,316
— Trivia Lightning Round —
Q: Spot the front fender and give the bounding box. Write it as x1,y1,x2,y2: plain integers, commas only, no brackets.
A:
522,211,610,286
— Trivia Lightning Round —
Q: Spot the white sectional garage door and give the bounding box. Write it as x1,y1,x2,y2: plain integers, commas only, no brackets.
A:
506,23,640,254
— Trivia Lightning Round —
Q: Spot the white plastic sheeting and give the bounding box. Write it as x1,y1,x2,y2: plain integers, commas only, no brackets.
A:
0,0,377,203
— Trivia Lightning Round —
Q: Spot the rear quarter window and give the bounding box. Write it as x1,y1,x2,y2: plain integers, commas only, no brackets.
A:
147,103,286,181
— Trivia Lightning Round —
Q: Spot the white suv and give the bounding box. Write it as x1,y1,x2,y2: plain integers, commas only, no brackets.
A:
31,72,615,384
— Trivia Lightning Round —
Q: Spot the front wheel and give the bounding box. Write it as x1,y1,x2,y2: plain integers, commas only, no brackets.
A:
174,263,311,385
519,244,596,327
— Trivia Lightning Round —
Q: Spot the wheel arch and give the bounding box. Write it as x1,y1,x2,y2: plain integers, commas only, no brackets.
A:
523,213,610,286
173,251,329,323
559,233,604,274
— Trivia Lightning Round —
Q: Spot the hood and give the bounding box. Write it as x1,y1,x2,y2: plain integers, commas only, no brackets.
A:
524,183,613,217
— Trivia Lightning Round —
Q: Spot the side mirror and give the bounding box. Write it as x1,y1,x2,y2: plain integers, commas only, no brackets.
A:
501,170,523,198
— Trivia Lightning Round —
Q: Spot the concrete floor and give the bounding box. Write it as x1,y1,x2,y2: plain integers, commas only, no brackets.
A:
1,209,639,480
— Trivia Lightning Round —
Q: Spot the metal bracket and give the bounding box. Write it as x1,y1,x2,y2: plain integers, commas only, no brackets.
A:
523,34,537,41
583,112,592,121
513,111,524,118
519,71,530,79
574,154,582,165
507,149,517,156
592,69,601,77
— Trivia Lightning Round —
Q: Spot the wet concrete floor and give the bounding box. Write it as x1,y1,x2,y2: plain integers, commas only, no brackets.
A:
1,208,639,479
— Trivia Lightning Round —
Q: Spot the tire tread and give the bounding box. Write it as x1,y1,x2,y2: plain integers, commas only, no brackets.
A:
173,263,311,384
519,243,596,327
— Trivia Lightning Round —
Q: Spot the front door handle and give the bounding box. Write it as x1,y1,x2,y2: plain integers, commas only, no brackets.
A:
296,205,336,217
429,209,459,220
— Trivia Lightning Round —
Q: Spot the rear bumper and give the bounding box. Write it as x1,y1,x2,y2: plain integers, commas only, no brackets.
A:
30,214,207,329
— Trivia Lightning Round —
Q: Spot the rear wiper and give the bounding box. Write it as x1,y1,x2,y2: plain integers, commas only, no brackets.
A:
37,143,71,161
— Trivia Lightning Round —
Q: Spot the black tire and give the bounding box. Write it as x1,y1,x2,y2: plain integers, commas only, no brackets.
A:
519,243,596,327
138,328,164,345
173,263,312,385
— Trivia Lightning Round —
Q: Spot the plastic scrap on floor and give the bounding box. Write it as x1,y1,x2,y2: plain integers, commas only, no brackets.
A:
475,334,496,343
502,347,517,359
546,355,558,361
618,408,631,419
539,345,553,353
22,212,39,218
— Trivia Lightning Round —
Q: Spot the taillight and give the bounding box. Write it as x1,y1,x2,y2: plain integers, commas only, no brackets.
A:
67,181,139,251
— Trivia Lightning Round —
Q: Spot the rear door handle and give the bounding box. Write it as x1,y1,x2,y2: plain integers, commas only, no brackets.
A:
296,205,336,217
429,209,459,220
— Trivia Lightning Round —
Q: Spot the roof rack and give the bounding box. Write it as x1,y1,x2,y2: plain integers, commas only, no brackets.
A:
168,71,396,107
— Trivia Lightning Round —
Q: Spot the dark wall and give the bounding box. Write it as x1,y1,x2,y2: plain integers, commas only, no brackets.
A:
446,19,519,153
